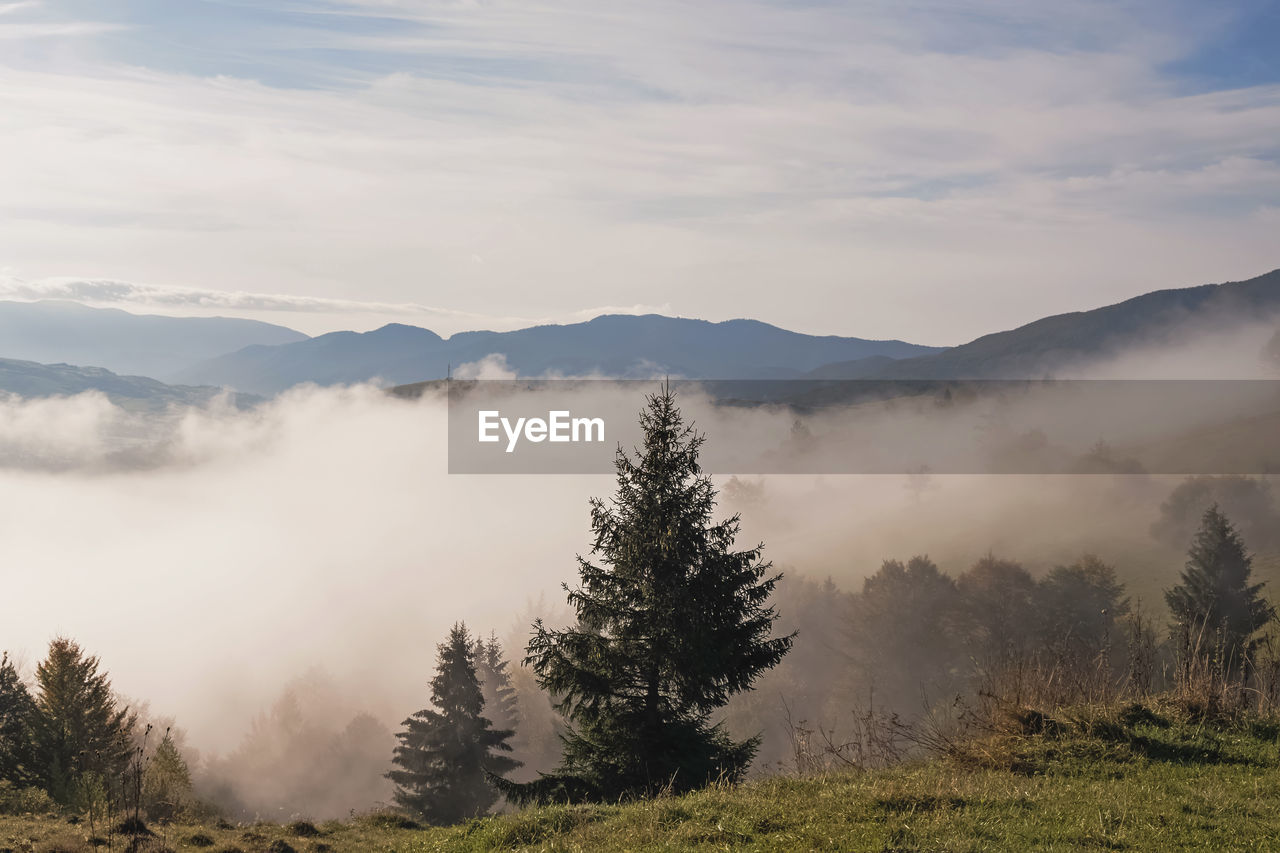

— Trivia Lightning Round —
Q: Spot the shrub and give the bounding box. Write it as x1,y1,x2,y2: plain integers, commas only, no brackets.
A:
0,779,57,815
286,820,320,837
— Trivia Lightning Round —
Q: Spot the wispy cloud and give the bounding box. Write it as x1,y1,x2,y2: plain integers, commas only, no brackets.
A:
0,0,123,38
0,276,672,335
0,1,1276,343
0,21,124,38
1,277,484,317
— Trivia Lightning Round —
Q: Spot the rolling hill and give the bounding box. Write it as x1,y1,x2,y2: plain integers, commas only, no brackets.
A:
808,268,1280,380
175,314,943,395
0,357,256,411
0,300,307,379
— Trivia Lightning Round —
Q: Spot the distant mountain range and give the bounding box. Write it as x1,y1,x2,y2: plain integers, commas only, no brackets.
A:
173,315,943,395
0,269,1277,405
0,300,307,379
175,269,1280,394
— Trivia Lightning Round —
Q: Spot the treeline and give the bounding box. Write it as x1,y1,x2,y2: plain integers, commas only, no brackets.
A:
737,506,1280,774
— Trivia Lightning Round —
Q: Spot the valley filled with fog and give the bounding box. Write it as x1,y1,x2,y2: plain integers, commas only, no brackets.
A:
3,309,1279,817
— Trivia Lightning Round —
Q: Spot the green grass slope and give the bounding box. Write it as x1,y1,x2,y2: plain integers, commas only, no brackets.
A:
5,707,1280,852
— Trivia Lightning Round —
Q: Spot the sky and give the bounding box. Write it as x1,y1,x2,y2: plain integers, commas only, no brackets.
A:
0,0,1278,343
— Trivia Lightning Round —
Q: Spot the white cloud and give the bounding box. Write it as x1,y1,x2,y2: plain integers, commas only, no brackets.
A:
0,1,1275,343
452,353,516,379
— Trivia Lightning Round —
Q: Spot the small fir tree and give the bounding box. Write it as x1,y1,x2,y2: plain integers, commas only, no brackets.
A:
1165,505,1275,670
388,624,520,824
473,633,520,738
142,731,193,822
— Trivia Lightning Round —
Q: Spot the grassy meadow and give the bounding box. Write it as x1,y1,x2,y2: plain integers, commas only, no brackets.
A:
4,699,1278,853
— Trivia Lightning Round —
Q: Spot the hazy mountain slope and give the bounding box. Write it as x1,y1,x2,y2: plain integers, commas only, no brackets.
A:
845,269,1280,380
0,357,255,411
176,314,942,395
179,323,447,394
802,355,897,380
0,300,308,379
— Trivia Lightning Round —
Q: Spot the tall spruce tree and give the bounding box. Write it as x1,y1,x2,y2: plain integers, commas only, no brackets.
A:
504,385,792,804
0,653,38,787
1165,504,1275,668
30,638,135,804
388,624,520,824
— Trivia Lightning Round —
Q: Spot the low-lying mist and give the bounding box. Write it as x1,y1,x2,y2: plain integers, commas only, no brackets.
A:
3,316,1279,818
